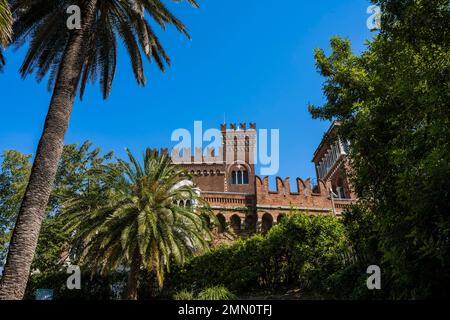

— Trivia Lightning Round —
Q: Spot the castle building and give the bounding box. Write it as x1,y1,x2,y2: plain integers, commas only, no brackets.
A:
171,122,356,234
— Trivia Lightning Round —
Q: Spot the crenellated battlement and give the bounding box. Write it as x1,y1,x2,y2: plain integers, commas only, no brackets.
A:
255,175,334,210
221,123,257,132
171,147,224,164
148,148,170,157
256,176,330,196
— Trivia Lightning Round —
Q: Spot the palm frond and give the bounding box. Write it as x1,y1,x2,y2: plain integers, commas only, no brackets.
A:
0,0,12,70
10,0,197,96
61,147,214,289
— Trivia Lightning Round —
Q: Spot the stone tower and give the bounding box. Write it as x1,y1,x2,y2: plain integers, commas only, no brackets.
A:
221,123,257,193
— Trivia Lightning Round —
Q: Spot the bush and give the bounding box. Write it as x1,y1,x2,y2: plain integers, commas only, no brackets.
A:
165,213,347,298
173,290,195,300
197,286,237,300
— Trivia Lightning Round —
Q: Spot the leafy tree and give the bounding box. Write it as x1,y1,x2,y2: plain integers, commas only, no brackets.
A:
61,149,214,300
0,142,117,273
49,141,115,215
31,218,70,273
1,0,199,299
309,0,450,298
0,0,12,70
0,151,31,268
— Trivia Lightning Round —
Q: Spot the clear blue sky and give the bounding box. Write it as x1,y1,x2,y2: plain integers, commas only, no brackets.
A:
0,0,374,190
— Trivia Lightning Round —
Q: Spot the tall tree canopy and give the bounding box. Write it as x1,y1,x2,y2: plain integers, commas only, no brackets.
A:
309,0,450,298
0,142,116,272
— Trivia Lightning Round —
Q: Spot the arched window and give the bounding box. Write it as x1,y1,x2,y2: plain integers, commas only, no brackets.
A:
231,170,249,185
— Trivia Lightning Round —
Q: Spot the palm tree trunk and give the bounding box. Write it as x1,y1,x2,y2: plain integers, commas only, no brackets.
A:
125,249,141,300
0,1,98,300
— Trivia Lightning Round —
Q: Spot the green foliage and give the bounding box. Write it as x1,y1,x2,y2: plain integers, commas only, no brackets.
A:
173,286,236,300
0,150,31,267
173,289,195,300
61,148,215,294
0,142,117,272
0,0,12,70
197,286,237,300
166,213,347,298
1,144,215,297
32,218,71,273
332,206,386,299
341,205,381,268
309,0,450,298
49,141,115,215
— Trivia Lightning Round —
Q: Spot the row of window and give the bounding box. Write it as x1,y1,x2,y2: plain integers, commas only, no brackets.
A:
188,169,250,185
317,141,343,180
190,170,222,176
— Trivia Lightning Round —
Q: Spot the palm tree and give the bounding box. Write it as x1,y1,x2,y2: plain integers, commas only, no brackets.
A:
0,0,12,70
0,0,198,299
62,149,214,300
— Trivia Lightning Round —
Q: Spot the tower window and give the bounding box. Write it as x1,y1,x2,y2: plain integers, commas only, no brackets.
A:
237,171,243,184
243,171,249,184
231,170,249,185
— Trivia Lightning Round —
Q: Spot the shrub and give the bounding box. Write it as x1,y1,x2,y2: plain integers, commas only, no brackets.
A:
173,290,195,300
197,286,237,300
165,212,347,298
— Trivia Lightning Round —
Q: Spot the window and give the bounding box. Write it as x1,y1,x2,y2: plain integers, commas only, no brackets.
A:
237,171,243,184
337,187,347,199
243,171,249,184
232,171,237,184
231,170,249,185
